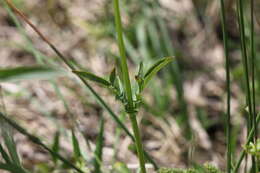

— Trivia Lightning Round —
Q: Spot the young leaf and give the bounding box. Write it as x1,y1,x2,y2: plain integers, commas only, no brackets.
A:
93,117,104,173
51,131,60,164
71,130,81,160
0,143,11,163
109,68,116,85
0,66,65,82
143,57,173,89
72,71,110,87
2,130,21,166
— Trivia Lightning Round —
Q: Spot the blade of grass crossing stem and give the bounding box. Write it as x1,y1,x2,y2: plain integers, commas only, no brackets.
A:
113,0,147,173
0,112,85,173
94,117,104,173
3,1,158,169
232,112,260,173
220,0,232,172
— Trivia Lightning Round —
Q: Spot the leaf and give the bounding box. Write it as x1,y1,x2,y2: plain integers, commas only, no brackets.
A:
0,143,11,163
71,130,81,160
94,117,104,173
51,131,60,164
109,68,116,85
2,130,21,166
73,71,110,86
0,66,65,82
0,162,29,173
143,57,174,88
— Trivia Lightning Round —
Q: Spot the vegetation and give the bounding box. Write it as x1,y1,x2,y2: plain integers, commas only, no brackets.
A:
0,0,259,172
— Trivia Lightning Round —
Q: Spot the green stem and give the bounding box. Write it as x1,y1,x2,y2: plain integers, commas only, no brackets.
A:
129,114,147,173
236,0,256,171
113,0,147,173
220,0,231,172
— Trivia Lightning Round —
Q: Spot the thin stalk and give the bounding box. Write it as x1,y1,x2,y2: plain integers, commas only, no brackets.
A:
250,0,257,142
250,0,258,171
113,0,147,173
220,0,232,172
236,0,256,171
0,112,84,173
4,0,158,169
232,112,260,173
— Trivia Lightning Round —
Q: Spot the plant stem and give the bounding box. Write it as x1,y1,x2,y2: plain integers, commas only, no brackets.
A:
219,0,231,172
236,0,257,171
113,0,147,173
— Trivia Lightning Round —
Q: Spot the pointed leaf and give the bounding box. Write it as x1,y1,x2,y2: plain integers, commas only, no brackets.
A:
143,57,173,88
71,130,81,160
113,162,131,173
94,117,104,173
0,66,65,82
51,131,60,164
0,143,11,163
0,163,29,173
73,71,110,86
2,130,21,165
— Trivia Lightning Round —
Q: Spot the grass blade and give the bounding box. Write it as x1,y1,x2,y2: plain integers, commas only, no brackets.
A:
71,130,82,160
0,112,85,173
51,131,60,164
0,163,29,173
93,117,104,173
0,143,11,164
0,66,65,83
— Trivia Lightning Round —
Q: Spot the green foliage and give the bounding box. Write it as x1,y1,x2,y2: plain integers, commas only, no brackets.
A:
244,139,260,157
73,71,111,87
0,66,65,82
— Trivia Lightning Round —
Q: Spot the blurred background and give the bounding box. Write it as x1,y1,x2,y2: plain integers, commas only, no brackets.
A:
0,0,260,172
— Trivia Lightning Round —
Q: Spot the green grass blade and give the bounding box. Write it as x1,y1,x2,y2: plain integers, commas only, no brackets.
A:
0,162,29,173
71,130,82,160
2,130,21,166
0,66,65,83
0,112,85,173
73,71,111,87
143,57,174,89
0,143,11,163
51,131,60,164
94,117,104,173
